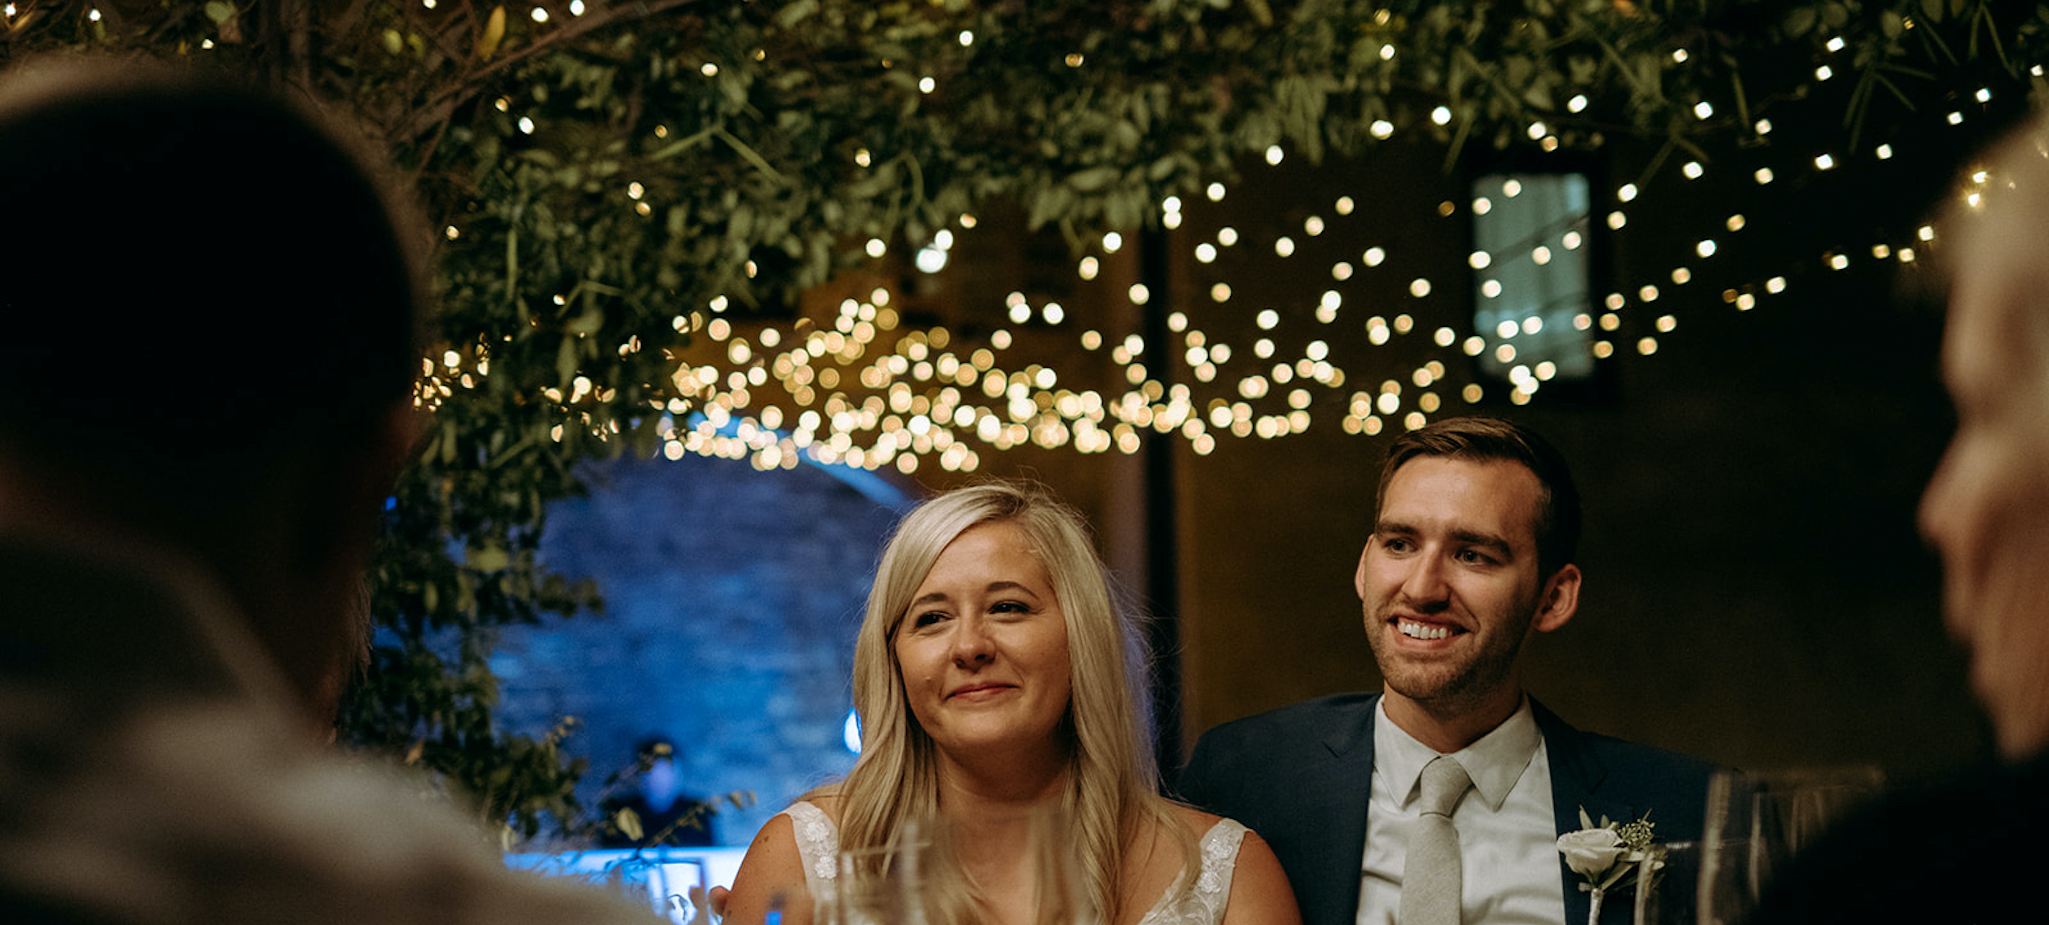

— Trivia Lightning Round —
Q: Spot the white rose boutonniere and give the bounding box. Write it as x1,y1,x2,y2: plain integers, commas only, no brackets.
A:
1556,807,1665,925
1557,826,1625,877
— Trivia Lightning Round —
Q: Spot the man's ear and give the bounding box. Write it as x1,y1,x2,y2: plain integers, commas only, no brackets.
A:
1354,540,1373,601
1532,563,1581,633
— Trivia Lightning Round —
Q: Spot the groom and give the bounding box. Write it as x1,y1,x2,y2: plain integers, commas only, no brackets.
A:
1179,417,1715,925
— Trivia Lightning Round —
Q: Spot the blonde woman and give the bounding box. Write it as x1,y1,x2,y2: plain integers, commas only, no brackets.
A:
724,484,1298,925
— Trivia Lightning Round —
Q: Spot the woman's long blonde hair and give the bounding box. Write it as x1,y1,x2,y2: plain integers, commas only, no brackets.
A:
821,482,1194,925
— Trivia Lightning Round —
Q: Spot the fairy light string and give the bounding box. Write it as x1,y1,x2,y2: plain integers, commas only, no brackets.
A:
390,17,2015,474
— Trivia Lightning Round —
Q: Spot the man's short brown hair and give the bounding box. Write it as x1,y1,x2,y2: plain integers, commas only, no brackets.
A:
1376,417,1582,577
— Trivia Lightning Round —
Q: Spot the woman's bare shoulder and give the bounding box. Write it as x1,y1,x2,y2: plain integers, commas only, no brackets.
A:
1163,801,1224,837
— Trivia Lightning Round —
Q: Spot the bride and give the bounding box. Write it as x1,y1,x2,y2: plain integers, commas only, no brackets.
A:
723,484,1298,925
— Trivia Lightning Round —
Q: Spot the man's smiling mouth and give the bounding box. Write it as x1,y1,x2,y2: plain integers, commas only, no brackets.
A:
1397,619,1461,641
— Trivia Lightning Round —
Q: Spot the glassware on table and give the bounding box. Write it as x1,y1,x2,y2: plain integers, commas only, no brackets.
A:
826,819,945,925
822,807,1091,925
1626,839,1698,925
1021,805,1092,925
649,855,712,925
1696,766,1884,925
599,852,710,925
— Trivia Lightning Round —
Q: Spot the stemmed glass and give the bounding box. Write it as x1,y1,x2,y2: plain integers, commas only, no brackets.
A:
650,855,712,925
826,819,945,925
1015,805,1091,925
599,852,710,925
1695,767,1883,925
1625,839,1698,925
822,807,1090,925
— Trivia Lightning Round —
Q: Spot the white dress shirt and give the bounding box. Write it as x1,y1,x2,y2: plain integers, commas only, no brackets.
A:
1357,697,1566,925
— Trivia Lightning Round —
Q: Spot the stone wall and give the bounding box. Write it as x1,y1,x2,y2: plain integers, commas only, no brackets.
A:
491,453,910,845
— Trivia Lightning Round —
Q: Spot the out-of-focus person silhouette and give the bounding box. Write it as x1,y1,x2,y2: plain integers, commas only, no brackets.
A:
1746,112,2049,923
600,738,717,848
0,59,657,925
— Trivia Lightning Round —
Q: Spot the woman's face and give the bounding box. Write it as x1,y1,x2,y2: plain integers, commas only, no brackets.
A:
894,520,1073,766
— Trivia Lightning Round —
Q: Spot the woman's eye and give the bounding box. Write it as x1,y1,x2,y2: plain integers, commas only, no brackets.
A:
990,600,1030,615
910,611,946,629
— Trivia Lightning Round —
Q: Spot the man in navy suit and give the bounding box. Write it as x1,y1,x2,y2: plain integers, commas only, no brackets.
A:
1179,417,1715,925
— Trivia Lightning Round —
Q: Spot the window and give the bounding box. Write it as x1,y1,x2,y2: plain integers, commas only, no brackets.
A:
1470,173,1595,391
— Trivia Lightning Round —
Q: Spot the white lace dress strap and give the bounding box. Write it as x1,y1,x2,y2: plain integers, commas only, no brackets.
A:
779,801,841,892
1136,817,1251,925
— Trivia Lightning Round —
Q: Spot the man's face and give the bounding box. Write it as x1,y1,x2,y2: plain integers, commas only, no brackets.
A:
1358,456,1576,720
1920,226,2049,757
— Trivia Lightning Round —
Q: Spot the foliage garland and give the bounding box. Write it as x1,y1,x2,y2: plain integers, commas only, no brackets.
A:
2,0,2042,836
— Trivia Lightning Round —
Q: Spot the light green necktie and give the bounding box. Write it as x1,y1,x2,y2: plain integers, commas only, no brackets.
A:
1400,756,1472,925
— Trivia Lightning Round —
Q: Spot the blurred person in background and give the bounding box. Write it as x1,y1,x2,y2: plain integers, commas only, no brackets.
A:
0,59,656,925
1749,107,2049,924
600,738,717,848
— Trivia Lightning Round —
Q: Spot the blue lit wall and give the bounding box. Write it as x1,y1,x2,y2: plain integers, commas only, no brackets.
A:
489,453,911,845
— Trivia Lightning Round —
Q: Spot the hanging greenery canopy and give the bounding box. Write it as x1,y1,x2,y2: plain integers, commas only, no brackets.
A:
2,0,2039,836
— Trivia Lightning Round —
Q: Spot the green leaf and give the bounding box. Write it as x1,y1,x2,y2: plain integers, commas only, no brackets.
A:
774,0,820,28
566,305,604,336
556,337,579,388
204,1,234,24
1067,166,1120,192
467,545,510,572
1786,7,1817,36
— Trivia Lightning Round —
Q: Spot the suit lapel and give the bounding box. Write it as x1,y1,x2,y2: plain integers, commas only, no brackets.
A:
1537,700,1637,925
1307,693,1379,925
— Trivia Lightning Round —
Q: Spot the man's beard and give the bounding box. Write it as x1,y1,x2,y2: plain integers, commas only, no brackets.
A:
1367,593,1539,717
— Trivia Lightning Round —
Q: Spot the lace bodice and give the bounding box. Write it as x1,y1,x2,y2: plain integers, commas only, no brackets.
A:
779,801,1249,925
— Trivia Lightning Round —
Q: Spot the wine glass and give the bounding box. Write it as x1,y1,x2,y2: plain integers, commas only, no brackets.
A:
826,819,946,925
598,851,709,925
1696,767,1883,925
1626,839,1699,925
649,855,710,925
1020,805,1092,925
824,808,1091,925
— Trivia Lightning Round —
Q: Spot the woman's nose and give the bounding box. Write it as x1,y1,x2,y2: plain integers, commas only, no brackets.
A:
950,618,995,665
1919,446,1959,552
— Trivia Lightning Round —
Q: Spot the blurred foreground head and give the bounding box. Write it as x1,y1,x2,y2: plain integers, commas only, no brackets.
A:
0,59,425,723
1921,110,2049,759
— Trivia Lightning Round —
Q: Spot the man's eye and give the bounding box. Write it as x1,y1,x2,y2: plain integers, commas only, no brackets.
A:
1383,538,1413,553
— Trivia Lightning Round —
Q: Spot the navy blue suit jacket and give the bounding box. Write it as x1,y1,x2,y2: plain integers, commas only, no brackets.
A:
1177,693,1716,925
